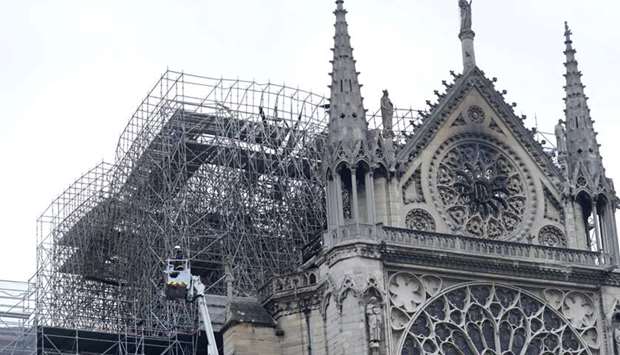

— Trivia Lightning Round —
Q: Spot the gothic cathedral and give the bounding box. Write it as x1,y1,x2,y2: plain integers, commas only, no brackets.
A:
222,1,620,354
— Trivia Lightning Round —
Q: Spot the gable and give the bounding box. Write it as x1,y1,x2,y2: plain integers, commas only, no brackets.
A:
397,68,568,245
398,67,563,183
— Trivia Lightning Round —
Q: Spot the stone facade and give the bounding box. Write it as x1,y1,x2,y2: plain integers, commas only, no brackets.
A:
223,324,280,355
221,1,620,354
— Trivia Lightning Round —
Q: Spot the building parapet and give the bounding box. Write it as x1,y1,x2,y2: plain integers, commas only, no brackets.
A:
257,270,319,302
263,222,609,305
321,224,609,267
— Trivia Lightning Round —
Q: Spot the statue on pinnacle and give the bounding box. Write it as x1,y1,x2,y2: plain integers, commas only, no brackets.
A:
380,90,394,137
459,0,473,33
458,0,476,70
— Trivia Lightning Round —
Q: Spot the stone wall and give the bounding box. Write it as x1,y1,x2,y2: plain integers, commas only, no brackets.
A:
223,323,280,355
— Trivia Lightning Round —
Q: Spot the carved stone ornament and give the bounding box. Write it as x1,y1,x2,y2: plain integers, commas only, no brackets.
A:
542,288,599,351
399,283,596,355
467,105,485,124
430,136,534,241
405,209,436,232
488,119,505,135
333,273,386,313
337,275,358,310
538,225,568,248
402,167,425,204
611,301,620,355
389,273,443,332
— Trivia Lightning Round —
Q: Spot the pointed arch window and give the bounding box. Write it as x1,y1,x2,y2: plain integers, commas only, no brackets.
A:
576,192,598,251
596,195,611,252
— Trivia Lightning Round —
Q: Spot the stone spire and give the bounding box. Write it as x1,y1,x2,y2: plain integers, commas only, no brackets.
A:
458,0,476,71
561,22,618,262
562,21,604,188
327,0,368,159
323,0,381,230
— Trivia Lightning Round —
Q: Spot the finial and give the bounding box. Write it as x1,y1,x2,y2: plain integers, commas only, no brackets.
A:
335,0,344,11
564,21,573,47
459,0,473,34
458,0,476,71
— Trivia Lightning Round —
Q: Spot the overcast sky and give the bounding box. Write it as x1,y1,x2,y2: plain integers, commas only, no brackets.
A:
1,0,619,281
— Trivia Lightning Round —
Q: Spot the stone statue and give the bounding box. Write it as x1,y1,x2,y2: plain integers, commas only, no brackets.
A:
366,297,383,349
380,90,394,137
612,305,620,355
459,0,473,33
555,119,567,154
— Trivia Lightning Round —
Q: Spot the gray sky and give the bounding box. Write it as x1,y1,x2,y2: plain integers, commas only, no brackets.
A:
1,0,619,281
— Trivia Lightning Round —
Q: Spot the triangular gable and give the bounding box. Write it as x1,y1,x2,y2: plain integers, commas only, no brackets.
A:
397,67,563,182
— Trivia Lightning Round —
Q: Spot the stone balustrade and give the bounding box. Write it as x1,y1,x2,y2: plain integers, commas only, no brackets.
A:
384,226,608,266
301,236,323,263
270,225,608,300
258,270,319,301
320,224,609,267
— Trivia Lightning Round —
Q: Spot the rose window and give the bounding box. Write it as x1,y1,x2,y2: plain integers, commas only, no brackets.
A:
432,140,530,240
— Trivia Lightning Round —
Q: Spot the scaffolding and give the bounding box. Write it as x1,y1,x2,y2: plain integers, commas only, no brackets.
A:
35,70,420,353
0,280,35,355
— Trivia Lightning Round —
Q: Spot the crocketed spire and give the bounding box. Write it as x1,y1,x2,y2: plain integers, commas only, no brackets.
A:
326,0,368,164
562,22,605,191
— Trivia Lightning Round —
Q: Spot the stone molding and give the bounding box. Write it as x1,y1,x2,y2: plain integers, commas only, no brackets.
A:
383,245,619,287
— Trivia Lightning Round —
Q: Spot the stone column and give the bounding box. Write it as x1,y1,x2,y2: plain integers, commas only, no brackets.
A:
373,176,387,225
327,179,336,228
386,177,401,227
335,174,345,225
593,204,603,252
351,168,359,223
574,202,588,249
365,171,376,225
605,202,619,264
564,201,579,249
459,30,476,71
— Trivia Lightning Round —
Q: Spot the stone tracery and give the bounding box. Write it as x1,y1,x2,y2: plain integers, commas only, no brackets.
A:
405,209,436,232
398,283,594,355
539,225,568,248
467,105,485,124
432,138,532,240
